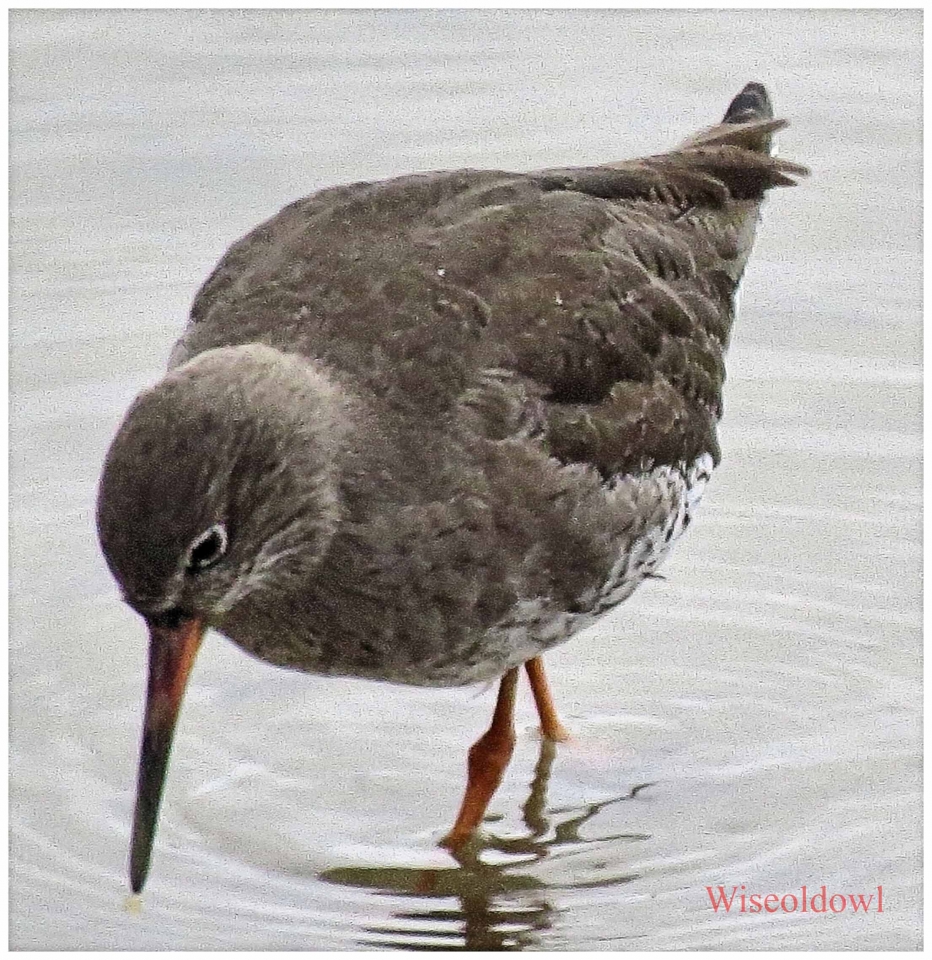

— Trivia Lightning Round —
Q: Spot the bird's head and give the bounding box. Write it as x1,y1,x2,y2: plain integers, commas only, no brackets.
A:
98,343,347,623
96,342,348,892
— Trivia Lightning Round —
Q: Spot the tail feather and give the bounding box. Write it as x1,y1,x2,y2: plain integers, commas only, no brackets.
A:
679,117,788,152
532,81,807,208
679,82,807,166
677,81,809,180
722,81,772,124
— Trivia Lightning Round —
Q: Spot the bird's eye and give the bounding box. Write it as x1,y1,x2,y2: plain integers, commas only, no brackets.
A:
185,524,228,572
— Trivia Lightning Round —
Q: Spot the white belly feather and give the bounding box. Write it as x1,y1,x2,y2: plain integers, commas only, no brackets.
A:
462,452,715,683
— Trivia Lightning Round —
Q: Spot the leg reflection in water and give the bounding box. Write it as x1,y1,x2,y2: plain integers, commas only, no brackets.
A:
319,736,655,950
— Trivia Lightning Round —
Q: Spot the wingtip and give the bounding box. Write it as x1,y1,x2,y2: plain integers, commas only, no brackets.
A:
723,82,773,124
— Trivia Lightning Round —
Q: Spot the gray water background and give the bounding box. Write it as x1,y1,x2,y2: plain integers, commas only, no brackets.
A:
10,8,922,950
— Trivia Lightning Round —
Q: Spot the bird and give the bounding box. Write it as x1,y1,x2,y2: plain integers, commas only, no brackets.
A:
96,81,807,894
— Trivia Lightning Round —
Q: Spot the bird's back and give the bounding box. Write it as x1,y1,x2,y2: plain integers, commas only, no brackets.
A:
177,83,802,467
168,83,806,683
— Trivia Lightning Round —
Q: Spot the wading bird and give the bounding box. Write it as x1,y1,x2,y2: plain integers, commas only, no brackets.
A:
97,82,807,893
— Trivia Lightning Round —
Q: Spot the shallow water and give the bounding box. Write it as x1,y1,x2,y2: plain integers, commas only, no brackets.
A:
10,9,921,950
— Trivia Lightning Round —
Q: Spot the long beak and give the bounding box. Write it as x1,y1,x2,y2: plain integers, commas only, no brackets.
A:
129,615,205,894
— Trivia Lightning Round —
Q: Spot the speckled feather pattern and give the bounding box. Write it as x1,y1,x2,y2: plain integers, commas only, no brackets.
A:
99,84,807,687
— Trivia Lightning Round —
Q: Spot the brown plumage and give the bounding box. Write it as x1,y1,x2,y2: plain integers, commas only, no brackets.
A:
96,82,807,893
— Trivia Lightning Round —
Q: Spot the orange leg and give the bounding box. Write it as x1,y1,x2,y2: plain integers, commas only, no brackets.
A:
441,667,519,850
525,656,571,742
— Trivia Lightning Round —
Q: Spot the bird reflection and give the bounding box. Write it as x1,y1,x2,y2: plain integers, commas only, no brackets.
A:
319,740,653,950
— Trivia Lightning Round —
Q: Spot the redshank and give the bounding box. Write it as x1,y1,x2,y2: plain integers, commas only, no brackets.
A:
97,82,806,893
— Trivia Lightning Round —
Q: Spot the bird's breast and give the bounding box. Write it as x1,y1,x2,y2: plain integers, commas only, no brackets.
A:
363,450,717,686
217,452,715,688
